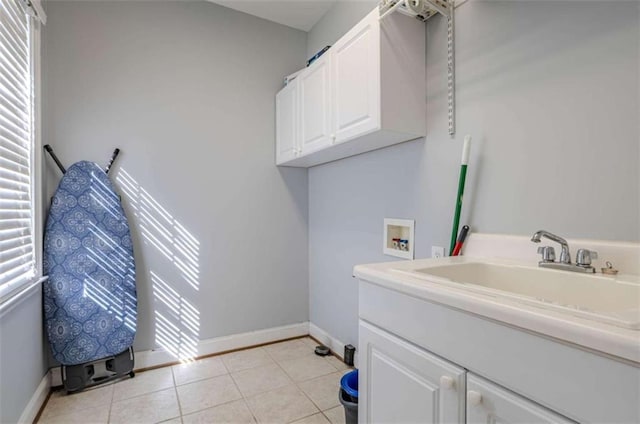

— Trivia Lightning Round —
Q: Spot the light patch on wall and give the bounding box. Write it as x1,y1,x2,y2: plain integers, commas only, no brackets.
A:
116,169,201,362
151,271,200,362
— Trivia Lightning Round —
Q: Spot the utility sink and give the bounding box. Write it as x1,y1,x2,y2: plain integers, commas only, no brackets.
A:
396,262,640,330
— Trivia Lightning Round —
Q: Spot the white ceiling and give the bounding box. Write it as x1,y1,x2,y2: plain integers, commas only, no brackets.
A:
208,0,337,32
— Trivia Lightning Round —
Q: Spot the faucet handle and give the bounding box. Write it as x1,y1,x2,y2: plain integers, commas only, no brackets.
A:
537,246,556,263
576,249,598,267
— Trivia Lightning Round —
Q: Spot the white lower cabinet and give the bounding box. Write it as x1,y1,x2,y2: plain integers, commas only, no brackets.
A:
359,321,466,424
359,320,575,424
466,374,575,424
358,280,639,423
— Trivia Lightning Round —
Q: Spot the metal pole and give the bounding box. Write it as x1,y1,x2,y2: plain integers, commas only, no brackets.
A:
43,144,67,174
105,148,121,174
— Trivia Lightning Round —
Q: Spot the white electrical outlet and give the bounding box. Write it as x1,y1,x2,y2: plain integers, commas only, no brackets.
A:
431,246,445,258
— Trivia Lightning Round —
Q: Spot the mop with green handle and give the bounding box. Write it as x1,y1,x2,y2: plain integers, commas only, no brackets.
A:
449,135,472,255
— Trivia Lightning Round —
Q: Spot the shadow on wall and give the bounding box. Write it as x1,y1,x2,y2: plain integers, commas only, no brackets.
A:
117,169,200,362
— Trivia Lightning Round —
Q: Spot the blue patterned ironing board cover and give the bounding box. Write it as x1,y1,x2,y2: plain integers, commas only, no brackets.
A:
43,161,137,366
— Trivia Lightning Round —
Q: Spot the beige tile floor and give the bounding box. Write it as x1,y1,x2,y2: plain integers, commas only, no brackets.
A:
38,338,353,424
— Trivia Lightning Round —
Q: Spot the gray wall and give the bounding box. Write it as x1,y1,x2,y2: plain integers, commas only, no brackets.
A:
306,0,377,58
0,290,48,423
308,0,639,346
43,1,309,358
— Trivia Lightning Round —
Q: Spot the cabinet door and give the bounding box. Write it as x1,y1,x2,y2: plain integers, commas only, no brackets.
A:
332,10,380,144
359,321,465,424
275,80,298,165
299,54,332,155
467,374,575,424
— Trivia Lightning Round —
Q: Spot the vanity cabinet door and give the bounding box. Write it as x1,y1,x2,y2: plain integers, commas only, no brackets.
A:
359,321,465,424
466,374,575,424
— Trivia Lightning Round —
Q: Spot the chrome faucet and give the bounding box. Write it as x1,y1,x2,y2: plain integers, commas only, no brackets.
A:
531,230,597,273
531,230,571,264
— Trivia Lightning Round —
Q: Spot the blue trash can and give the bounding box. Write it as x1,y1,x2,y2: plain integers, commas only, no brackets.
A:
339,370,358,424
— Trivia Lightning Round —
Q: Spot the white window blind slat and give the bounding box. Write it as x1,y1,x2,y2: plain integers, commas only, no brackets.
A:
0,166,30,183
0,153,28,169
0,15,28,48
1,0,28,36
0,225,30,239
0,199,31,209
0,217,31,229
0,262,35,288
0,239,31,259
0,96,28,128
0,72,27,110
0,68,28,102
0,37,28,75
0,0,36,301
0,132,29,154
0,156,29,174
0,106,28,136
0,251,33,281
0,126,29,149
0,91,28,121
0,124,29,146
0,208,31,219
0,51,28,85
0,32,28,72
0,71,27,107
0,187,30,202
0,174,30,188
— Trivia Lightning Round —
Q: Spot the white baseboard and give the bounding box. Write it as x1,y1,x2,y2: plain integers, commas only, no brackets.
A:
51,321,310,386
309,322,358,367
18,373,50,424
136,321,309,369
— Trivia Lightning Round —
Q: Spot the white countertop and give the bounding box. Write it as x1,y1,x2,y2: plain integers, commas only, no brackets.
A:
354,235,640,364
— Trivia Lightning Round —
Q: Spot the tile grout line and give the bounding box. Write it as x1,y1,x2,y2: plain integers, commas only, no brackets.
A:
229,345,293,423
267,339,341,423
170,365,184,423
40,383,116,422
106,383,115,424
171,356,259,421
47,338,342,424
222,346,274,373
225,361,260,423
230,338,334,423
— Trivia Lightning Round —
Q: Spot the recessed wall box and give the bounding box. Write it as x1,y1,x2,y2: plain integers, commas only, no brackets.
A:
383,218,415,259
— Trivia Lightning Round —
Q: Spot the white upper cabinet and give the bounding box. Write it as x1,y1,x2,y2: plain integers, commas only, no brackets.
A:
275,6,425,167
332,15,380,143
275,79,298,165
299,53,333,155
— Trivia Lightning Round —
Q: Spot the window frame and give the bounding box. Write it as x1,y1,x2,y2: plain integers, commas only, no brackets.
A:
0,0,44,312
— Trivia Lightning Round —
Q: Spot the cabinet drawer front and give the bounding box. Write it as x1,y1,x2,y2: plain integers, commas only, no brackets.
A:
359,321,465,424
467,374,575,424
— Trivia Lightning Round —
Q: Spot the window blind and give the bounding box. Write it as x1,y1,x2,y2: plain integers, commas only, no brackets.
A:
0,0,36,301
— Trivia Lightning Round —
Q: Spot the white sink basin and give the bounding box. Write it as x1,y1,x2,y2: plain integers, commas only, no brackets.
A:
396,262,640,330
